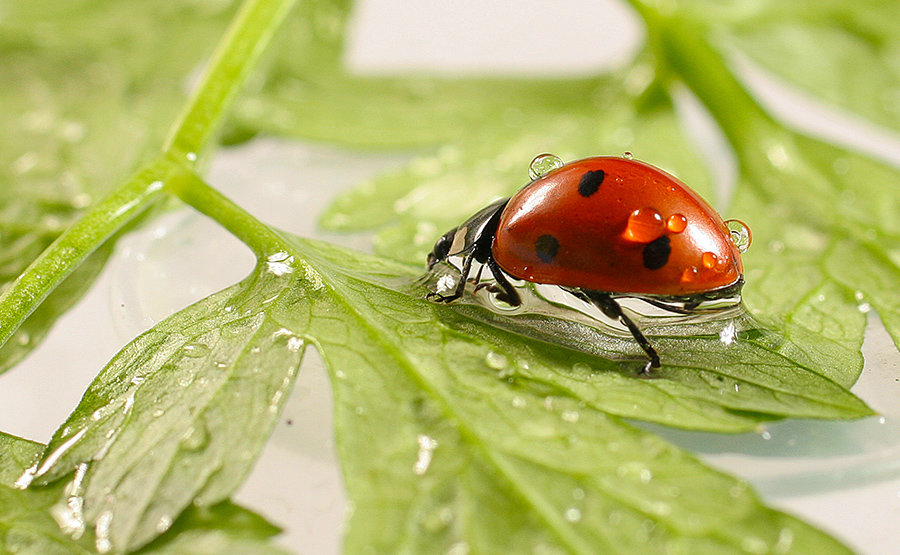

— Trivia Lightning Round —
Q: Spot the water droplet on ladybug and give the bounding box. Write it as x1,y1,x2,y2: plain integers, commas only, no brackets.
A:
622,151,634,160
725,219,752,252
681,266,698,283
666,214,687,233
701,252,718,269
528,153,564,180
622,208,664,243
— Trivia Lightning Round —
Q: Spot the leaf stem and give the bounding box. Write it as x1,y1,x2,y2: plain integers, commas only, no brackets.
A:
164,0,298,162
0,160,173,349
1,0,299,352
165,169,289,257
628,1,775,152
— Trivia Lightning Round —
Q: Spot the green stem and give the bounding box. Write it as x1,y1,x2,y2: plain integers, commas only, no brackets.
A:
0,0,298,351
0,160,172,349
628,1,775,152
164,0,297,162
166,169,289,256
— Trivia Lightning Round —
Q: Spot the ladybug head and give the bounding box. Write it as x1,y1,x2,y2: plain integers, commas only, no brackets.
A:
427,227,457,270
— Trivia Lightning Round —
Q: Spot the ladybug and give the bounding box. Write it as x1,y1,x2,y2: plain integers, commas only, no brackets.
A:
426,154,750,373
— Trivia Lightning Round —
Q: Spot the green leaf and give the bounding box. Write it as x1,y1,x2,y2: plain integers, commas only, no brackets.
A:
288,240,860,552
33,230,864,552
233,0,632,149
732,125,900,382
0,433,43,487
0,0,235,368
135,502,290,555
31,261,306,552
698,0,900,134
0,432,286,554
0,483,96,554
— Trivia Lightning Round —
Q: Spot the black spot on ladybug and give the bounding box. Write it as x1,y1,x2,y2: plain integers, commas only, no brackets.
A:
535,234,560,263
578,170,605,197
642,236,670,270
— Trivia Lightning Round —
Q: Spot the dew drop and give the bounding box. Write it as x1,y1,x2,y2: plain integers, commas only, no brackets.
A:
511,396,526,408
182,343,210,358
528,153,564,180
71,193,92,208
719,322,736,346
761,431,772,441
180,425,209,451
622,208,664,243
156,515,173,533
774,527,795,554
680,266,698,283
666,213,687,233
701,251,718,269
94,510,113,553
741,536,768,554
622,151,634,160
265,251,294,276
16,332,30,346
446,542,471,555
413,434,438,475
564,507,582,523
485,351,508,370
561,410,580,423
419,505,455,532
646,501,672,516
725,219,752,252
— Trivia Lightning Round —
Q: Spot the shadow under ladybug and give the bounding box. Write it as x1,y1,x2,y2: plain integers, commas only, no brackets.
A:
425,155,751,374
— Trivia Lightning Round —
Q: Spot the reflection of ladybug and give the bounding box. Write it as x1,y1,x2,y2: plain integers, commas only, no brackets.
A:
426,154,750,373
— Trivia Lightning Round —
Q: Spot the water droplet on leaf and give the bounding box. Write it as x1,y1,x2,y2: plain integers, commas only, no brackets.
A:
413,434,438,475
182,343,210,358
485,351,508,370
561,410,580,423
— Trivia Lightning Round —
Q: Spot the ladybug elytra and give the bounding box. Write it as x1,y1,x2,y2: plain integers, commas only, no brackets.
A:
426,154,750,374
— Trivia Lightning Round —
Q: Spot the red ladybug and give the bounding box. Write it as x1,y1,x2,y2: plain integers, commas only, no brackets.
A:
426,154,750,373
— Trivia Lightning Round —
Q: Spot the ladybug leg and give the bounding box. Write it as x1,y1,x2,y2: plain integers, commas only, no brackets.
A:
426,252,474,303
580,290,660,374
485,256,521,307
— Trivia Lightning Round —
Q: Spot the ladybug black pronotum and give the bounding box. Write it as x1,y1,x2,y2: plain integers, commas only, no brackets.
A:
426,155,750,373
